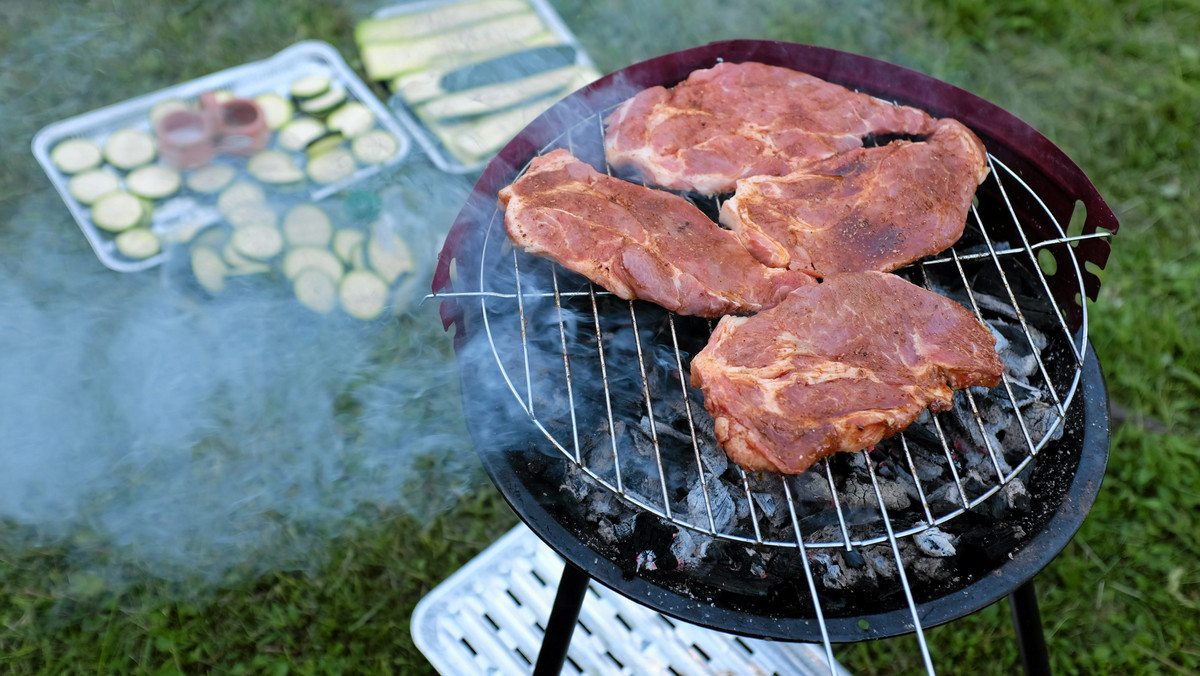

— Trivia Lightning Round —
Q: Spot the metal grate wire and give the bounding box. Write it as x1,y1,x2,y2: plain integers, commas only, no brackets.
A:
444,101,1104,675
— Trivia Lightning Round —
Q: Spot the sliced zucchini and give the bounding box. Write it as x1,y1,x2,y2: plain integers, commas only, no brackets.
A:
417,65,586,120
222,241,272,274
327,102,376,138
253,92,294,130
305,132,345,158
333,228,366,265
293,268,338,314
283,246,344,281
277,117,326,152
434,93,559,165
247,150,305,184
353,0,528,44
306,148,356,184
91,191,149,232
186,165,236,193
351,130,400,165
224,204,277,230
67,168,121,205
367,230,414,284
148,98,192,126
114,228,161,259
283,204,333,247
231,224,284,260
50,138,103,174
103,128,157,170
289,74,332,101
339,270,388,320
217,181,265,215
298,86,348,117
210,89,236,104
191,246,227,294
359,13,549,81
125,164,182,200
440,45,579,93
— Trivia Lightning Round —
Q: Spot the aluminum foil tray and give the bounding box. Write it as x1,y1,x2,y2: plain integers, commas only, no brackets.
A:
32,40,411,273
363,0,600,174
411,524,852,675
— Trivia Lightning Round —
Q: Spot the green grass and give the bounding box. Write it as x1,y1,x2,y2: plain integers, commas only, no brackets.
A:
2,0,1198,674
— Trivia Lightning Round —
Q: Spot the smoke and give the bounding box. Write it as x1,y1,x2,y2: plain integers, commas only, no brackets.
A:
0,183,480,589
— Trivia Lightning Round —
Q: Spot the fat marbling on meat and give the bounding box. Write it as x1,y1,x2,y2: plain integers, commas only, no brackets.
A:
720,118,990,277
690,272,1004,474
603,61,939,196
499,149,814,318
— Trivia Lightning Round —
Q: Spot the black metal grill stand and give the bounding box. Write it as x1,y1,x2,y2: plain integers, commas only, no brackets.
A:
533,568,1054,676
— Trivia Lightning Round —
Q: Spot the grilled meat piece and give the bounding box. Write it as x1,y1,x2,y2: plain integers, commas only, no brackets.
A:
690,272,1004,474
603,61,939,196
720,118,990,277
499,149,814,317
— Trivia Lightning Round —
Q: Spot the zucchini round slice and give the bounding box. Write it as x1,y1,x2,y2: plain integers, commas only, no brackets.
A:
114,227,161,259
299,86,347,116
333,228,366,265
351,130,400,165
126,164,182,200
277,117,326,152
306,148,356,184
247,150,305,184
367,231,415,284
253,92,294,130
222,240,272,274
339,270,388,320
67,168,121,205
293,268,338,314
283,204,333,247
224,204,277,230
50,138,103,174
91,191,149,232
103,128,157,170
148,98,191,126
289,74,332,100
305,132,345,158
191,246,228,294
283,246,344,281
327,102,376,138
217,181,266,215
186,164,236,193
231,224,284,260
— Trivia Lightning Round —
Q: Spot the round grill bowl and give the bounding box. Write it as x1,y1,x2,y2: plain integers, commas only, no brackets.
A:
436,40,1116,642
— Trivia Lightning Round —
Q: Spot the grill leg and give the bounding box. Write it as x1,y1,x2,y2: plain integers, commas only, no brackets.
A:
533,562,590,676
1010,579,1051,676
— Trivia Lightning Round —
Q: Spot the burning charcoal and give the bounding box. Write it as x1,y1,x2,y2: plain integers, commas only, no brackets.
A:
911,557,953,586
671,527,711,570
927,481,964,513
958,523,1027,566
914,527,957,557
988,478,1031,519
687,476,736,533
864,545,898,580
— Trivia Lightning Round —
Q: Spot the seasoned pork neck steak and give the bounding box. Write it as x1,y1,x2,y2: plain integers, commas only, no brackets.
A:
720,118,990,276
690,272,1004,474
603,61,939,195
499,149,814,317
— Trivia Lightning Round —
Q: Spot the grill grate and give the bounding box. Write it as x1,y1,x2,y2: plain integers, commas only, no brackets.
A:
412,524,852,676
447,101,1101,550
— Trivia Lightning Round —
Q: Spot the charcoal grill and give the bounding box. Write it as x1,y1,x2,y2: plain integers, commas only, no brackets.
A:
433,40,1117,675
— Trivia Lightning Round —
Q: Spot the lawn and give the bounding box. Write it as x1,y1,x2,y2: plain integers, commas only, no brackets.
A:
1,0,1197,674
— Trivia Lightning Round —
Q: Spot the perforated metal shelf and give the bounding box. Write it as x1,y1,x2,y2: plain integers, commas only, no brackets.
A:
412,524,852,675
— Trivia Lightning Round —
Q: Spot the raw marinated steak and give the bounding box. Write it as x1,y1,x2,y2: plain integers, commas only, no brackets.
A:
690,272,1004,474
499,149,814,317
720,118,990,276
603,61,939,195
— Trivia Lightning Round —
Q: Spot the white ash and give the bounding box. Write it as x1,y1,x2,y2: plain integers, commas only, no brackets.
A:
915,527,957,557
687,476,736,532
